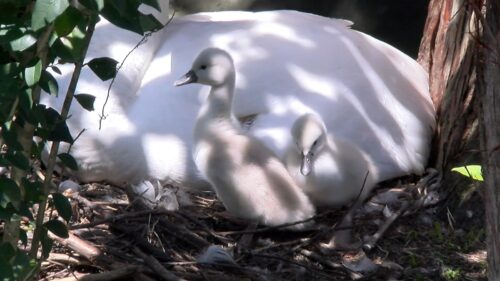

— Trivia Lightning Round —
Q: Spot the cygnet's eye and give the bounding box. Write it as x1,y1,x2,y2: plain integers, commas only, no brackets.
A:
312,140,318,147
200,65,207,70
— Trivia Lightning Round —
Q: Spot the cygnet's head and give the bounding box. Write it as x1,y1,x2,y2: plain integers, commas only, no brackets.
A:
291,114,328,176
174,48,234,87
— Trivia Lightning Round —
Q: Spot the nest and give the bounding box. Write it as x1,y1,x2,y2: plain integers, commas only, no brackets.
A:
37,172,487,281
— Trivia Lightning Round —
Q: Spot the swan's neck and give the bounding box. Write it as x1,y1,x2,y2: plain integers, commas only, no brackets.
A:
198,76,236,125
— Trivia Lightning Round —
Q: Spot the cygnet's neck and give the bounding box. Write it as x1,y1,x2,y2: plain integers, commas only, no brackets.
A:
198,75,236,125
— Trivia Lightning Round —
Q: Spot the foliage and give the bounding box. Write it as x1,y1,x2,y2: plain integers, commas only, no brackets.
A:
442,267,462,281
0,0,164,279
451,165,483,181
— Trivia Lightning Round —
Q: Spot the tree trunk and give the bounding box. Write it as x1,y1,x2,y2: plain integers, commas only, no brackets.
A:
419,0,500,279
418,0,482,230
418,0,480,172
479,0,500,278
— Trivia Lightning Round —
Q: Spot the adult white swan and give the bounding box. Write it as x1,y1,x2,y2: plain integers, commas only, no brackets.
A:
44,10,435,189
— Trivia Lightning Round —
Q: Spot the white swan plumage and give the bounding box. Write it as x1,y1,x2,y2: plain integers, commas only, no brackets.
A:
40,4,170,185
175,48,315,228
42,10,435,190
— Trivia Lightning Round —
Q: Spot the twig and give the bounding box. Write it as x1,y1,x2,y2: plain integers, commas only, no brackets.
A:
70,209,170,230
111,224,172,262
48,231,105,265
252,253,336,279
363,171,440,251
175,211,231,243
218,213,356,236
30,15,99,260
45,253,85,266
130,199,210,250
49,265,141,281
99,11,176,129
156,216,210,250
362,201,410,252
299,249,344,271
66,128,86,154
133,247,184,281
250,237,310,255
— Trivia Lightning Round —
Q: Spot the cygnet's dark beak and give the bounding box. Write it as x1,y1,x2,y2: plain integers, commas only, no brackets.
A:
300,152,313,176
174,70,197,86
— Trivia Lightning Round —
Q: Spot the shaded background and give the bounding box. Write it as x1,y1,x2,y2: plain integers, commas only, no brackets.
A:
172,0,430,58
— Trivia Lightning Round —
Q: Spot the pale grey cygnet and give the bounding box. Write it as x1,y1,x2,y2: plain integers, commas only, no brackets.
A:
175,48,315,229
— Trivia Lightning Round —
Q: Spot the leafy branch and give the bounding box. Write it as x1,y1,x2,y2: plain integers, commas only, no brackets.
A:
0,0,166,279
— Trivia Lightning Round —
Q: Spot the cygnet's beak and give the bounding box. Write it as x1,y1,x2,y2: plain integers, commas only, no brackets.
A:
300,152,313,176
174,70,197,86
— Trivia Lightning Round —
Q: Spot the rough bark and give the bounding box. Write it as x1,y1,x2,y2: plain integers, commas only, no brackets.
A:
479,0,500,278
419,0,500,278
418,0,480,171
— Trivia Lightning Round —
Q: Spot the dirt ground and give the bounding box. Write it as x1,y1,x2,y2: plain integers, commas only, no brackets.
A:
37,173,486,281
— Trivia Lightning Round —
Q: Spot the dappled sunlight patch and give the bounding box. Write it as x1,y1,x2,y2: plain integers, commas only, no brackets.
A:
457,250,487,264
287,64,340,100
252,22,316,48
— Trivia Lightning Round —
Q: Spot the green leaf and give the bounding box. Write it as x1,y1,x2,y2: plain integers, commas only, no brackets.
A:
31,0,70,31
40,229,53,259
0,204,15,220
4,150,30,171
78,0,104,11
31,139,45,159
54,6,84,37
48,121,74,144
8,29,37,52
40,70,59,96
87,57,118,81
0,243,15,261
51,24,86,63
50,65,62,75
139,14,162,32
51,38,76,63
1,124,23,151
57,153,78,171
52,193,72,222
141,0,161,11
13,249,37,280
0,157,8,167
38,107,74,143
44,219,69,238
451,165,483,181
24,60,42,87
17,202,34,221
0,1,31,25
23,179,44,203
0,258,13,281
0,178,22,207
0,63,20,81
75,93,95,111
99,0,163,34
19,229,28,246
19,88,34,113
33,105,60,131
0,242,16,281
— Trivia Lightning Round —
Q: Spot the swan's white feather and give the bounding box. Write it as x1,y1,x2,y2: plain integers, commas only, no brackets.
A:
42,10,435,190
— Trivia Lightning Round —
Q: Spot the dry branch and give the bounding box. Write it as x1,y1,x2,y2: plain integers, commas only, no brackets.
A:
133,247,185,281
48,231,105,265
50,266,141,281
